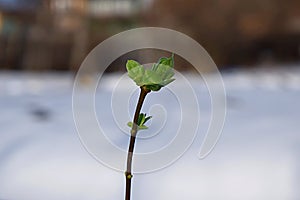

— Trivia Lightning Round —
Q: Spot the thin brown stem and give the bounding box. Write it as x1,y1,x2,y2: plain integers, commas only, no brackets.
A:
125,86,150,200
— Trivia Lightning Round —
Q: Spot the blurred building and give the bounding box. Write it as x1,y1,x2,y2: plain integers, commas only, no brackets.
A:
0,0,299,71
0,0,144,71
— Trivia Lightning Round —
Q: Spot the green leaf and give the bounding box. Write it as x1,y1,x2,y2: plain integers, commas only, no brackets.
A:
144,116,152,123
127,122,149,130
127,63,145,86
144,69,162,85
126,60,141,71
155,64,174,80
138,113,145,126
152,54,174,71
139,125,148,130
127,122,133,128
161,78,175,86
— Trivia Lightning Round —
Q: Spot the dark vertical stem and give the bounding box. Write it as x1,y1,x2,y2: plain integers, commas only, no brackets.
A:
125,86,150,200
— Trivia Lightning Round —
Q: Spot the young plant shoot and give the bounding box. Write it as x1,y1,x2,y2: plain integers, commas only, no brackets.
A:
125,54,175,200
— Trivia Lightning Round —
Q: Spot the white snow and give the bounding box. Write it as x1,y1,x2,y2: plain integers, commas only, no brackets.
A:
0,68,300,200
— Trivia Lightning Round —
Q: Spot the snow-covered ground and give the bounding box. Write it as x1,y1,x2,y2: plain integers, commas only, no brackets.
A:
0,68,300,200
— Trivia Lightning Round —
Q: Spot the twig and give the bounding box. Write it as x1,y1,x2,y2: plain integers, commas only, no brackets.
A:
125,86,150,200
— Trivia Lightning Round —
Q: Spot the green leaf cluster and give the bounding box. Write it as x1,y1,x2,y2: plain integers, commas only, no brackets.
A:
127,113,152,130
126,54,175,91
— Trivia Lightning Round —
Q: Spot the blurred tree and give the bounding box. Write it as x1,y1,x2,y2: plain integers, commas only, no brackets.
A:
146,0,300,67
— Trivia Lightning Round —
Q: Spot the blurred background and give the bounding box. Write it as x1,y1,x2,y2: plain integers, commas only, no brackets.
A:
0,0,300,199
0,0,300,70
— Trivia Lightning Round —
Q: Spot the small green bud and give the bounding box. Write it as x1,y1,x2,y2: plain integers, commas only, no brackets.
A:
127,113,152,130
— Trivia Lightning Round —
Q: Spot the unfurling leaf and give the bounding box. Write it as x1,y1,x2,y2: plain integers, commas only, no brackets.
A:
126,54,175,91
